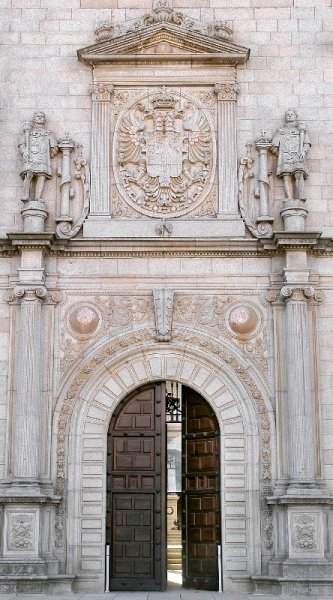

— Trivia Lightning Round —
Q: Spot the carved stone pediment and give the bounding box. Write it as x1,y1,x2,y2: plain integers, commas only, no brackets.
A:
78,22,249,67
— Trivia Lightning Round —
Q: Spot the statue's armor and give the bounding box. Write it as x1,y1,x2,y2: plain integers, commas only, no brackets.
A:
272,126,310,177
20,128,57,178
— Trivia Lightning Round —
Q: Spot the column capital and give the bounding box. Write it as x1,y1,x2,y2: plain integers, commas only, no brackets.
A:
267,286,323,304
280,285,323,303
213,82,239,101
90,83,114,102
13,285,48,302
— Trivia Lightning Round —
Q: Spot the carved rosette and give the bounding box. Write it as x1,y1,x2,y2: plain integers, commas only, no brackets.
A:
114,90,215,218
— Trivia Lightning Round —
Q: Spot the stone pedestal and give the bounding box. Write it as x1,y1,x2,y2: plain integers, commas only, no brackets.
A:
21,201,48,233
0,494,73,594
280,199,308,232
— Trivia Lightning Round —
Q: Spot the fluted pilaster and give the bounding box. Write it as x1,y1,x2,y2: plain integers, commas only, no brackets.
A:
11,286,47,482
214,83,239,215
90,83,113,216
281,286,317,484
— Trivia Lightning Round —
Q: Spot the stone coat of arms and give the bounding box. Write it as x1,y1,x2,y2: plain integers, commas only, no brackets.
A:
114,89,214,217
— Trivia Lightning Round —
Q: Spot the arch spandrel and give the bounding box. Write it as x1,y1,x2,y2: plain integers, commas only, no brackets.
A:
53,327,276,590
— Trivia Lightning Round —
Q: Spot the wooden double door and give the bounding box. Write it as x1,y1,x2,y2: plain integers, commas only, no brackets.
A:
106,382,221,591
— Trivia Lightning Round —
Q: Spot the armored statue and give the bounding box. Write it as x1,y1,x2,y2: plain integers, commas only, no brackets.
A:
271,109,310,201
19,111,58,202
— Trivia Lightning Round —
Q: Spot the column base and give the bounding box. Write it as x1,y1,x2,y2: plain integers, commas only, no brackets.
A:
0,574,74,594
252,575,333,596
263,491,333,595
0,488,67,594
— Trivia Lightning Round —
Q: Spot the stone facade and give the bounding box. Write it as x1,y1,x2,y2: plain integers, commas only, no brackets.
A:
0,0,333,595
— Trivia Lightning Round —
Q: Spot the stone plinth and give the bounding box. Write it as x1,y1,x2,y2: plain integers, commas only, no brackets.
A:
280,200,308,232
21,201,48,233
0,493,74,594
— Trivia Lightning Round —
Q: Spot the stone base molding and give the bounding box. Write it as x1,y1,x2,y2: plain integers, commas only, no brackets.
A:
0,494,74,594
253,493,333,596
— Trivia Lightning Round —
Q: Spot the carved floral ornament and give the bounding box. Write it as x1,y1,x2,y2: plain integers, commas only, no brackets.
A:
8,513,35,551
114,89,215,218
94,0,233,43
293,513,318,551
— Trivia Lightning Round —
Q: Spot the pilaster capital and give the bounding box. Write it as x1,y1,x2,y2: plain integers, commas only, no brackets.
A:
267,286,323,304
213,82,239,101
280,285,319,302
12,286,48,303
90,83,114,102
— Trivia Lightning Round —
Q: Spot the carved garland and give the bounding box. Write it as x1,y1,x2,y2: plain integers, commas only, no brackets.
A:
55,327,273,549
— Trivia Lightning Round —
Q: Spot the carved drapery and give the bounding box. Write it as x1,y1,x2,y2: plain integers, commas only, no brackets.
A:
214,83,239,215
89,84,113,216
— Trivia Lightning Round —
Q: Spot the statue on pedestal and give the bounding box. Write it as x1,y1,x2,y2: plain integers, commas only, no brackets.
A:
19,111,58,202
270,109,310,201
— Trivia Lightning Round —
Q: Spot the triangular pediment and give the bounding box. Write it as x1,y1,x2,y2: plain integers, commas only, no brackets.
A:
78,21,249,66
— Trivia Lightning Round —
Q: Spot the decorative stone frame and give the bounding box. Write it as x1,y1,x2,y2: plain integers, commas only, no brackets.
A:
53,327,275,592
78,14,249,239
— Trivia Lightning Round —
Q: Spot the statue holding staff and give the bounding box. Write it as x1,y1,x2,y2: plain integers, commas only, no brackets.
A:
19,111,58,202
270,109,310,201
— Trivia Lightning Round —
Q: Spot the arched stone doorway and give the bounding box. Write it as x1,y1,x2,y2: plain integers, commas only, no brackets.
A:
106,381,221,592
54,333,275,593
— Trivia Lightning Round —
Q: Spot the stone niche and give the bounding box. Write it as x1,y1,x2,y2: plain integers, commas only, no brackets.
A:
77,5,249,238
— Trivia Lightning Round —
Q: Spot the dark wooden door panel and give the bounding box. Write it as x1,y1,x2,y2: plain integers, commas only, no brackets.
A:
182,386,220,591
107,383,166,591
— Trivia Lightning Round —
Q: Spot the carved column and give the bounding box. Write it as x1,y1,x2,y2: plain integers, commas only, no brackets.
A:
11,286,47,483
214,83,239,216
89,83,113,216
280,285,317,486
57,133,75,222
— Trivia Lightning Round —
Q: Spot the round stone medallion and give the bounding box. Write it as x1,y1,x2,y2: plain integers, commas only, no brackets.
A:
224,303,262,339
66,304,102,339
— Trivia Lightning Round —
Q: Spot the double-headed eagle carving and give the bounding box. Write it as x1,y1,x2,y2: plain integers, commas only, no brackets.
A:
116,90,213,217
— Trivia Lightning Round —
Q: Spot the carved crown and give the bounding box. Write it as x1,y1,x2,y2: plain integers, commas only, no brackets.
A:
152,89,177,110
